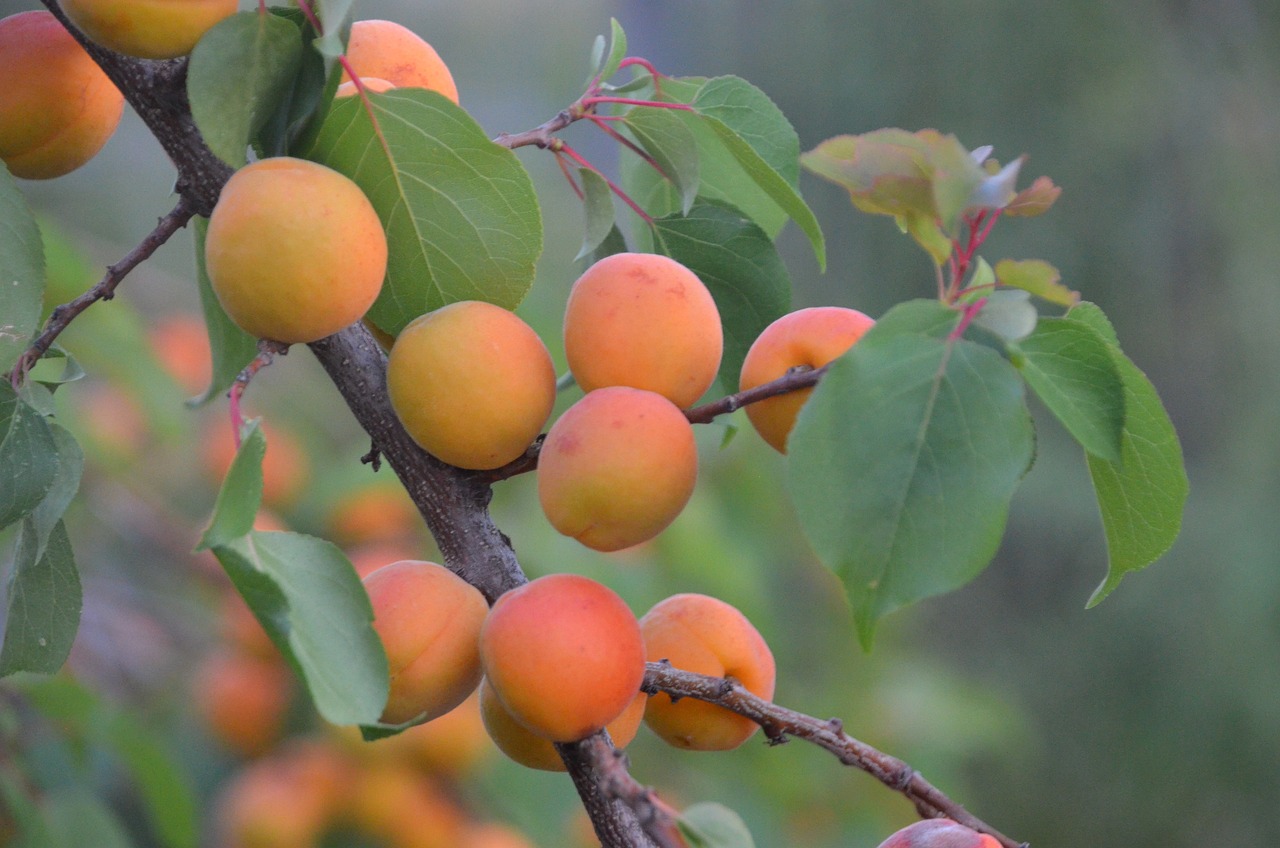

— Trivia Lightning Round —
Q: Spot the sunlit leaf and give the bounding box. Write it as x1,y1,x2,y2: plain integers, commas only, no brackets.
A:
1004,175,1062,217
995,258,1077,306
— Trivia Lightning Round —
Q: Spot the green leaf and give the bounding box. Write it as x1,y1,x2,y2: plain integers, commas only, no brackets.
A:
255,7,333,158
43,793,133,848
995,258,1078,306
0,519,81,676
0,164,44,373
973,289,1038,342
1070,303,1187,605
575,168,617,261
191,218,256,406
188,12,303,168
788,302,1034,648
622,107,700,214
579,224,628,269
0,768,52,847
652,203,791,393
596,18,628,83
27,421,83,560
1012,317,1125,462
677,802,756,848
198,419,266,549
100,712,198,848
305,90,543,335
0,383,58,532
311,0,355,61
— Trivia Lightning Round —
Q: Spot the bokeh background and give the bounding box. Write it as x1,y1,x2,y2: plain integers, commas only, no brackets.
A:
2,1,1279,846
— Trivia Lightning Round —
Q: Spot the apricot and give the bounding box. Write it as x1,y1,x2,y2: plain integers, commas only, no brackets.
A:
193,649,292,758
461,823,537,848
347,763,467,848
341,20,459,104
738,306,875,453
363,560,488,725
205,157,387,344
480,677,646,771
387,301,556,471
479,574,646,742
640,593,776,751
326,483,420,546
216,747,348,848
335,77,396,98
875,819,1001,848
0,11,124,180
388,689,491,777
58,0,237,59
564,252,723,408
537,387,698,552
149,313,211,396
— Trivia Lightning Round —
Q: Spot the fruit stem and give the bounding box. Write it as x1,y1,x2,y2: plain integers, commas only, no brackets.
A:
588,115,671,181
556,142,653,224
553,152,586,200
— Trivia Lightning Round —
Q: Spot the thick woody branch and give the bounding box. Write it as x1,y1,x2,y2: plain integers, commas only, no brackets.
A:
643,662,1028,848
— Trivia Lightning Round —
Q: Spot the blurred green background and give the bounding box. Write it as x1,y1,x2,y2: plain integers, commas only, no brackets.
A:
2,1,1279,847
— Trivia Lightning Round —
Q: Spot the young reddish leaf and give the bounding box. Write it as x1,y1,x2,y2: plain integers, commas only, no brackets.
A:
1004,175,1062,217
995,258,1079,306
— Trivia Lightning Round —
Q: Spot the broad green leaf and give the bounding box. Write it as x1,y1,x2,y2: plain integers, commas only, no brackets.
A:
1004,175,1062,217
199,419,267,550
0,769,51,847
1012,317,1125,462
0,164,44,373
43,793,133,848
1070,303,1187,605
579,224,628,270
305,90,543,335
622,107,700,214
973,289,1038,342
995,258,1078,306
256,7,334,158
0,383,58,531
27,421,83,560
677,802,756,848
101,712,198,848
191,218,257,406
0,519,81,676
788,303,1034,648
188,12,303,168
652,203,791,393
575,169,616,261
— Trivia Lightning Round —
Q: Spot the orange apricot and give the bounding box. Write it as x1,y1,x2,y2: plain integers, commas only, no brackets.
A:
386,688,491,777
0,11,124,180
341,20,459,104
58,0,237,59
205,157,387,344
335,76,396,98
875,819,1001,848
479,677,646,771
149,313,211,396
537,387,698,552
363,560,488,725
387,301,556,471
326,483,420,546
346,763,467,848
215,745,350,848
564,252,723,409
640,593,776,751
460,822,538,848
738,306,875,453
193,649,292,758
479,574,645,743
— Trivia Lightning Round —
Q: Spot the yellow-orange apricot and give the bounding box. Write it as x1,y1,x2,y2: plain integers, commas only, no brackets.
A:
215,742,351,848
460,822,538,848
738,306,875,453
58,0,236,60
386,688,491,777
341,20,458,104
0,11,124,180
564,252,723,408
479,574,645,742
335,76,396,98
205,157,387,344
387,301,556,471
149,313,211,396
640,593,775,751
346,763,467,848
480,677,645,771
875,819,1002,848
363,560,488,725
193,649,292,758
538,387,697,552
326,483,420,546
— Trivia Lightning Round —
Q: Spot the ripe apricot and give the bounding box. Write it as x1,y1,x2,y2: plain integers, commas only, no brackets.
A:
641,593,776,751
215,745,349,848
58,0,237,60
326,483,420,546
875,819,1001,848
479,574,645,743
341,20,459,104
387,301,556,471
336,77,396,98
564,252,723,408
193,649,292,757
347,763,467,848
538,387,698,552
739,306,875,453
460,822,537,848
205,157,387,344
480,677,646,771
0,11,124,180
149,313,211,396
363,560,488,725
388,689,491,777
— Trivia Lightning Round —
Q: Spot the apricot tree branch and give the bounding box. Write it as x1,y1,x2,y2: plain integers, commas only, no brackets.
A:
642,662,1028,848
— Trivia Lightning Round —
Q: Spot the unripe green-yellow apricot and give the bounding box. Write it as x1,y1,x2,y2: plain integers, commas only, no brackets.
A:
363,560,489,725
387,301,556,471
58,0,237,59
564,252,723,409
205,157,387,344
341,19,459,104
538,387,698,552
0,11,124,180
641,593,776,751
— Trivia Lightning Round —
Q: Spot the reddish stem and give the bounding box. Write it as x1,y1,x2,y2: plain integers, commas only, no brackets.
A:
617,56,665,96
948,297,988,343
557,142,653,224
554,152,586,200
228,340,289,448
581,96,694,112
588,115,670,181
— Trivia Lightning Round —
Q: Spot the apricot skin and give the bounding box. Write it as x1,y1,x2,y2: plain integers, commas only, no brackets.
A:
205,157,387,344
193,649,292,758
341,20,459,104
641,593,776,751
564,252,723,409
0,11,124,180
58,0,237,60
363,560,489,725
479,677,646,771
387,301,556,471
538,387,698,552
479,574,646,743
875,819,1001,848
739,306,875,453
